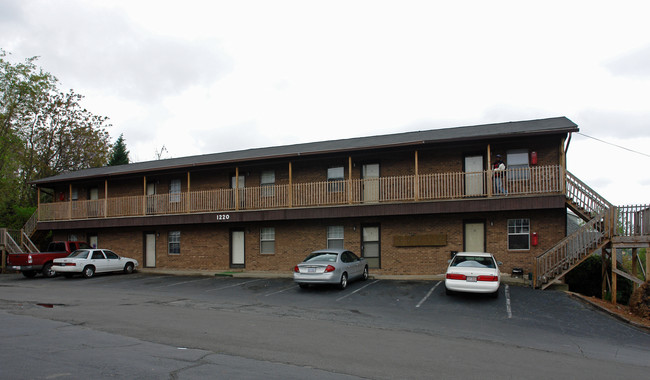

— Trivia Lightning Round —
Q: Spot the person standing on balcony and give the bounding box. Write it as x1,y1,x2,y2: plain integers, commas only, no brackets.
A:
493,154,507,195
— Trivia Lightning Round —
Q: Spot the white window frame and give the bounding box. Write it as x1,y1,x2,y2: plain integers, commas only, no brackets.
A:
327,167,345,193
508,219,530,251
506,149,530,180
260,227,275,254
327,225,344,249
168,231,181,254
261,170,275,197
170,179,181,203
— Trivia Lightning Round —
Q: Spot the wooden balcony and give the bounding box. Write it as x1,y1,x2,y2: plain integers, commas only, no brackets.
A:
38,165,563,222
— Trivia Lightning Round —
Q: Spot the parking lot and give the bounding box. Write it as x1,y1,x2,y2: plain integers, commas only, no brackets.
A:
1,272,650,379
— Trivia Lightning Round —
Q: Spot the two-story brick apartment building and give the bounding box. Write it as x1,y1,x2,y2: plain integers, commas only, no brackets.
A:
31,117,579,277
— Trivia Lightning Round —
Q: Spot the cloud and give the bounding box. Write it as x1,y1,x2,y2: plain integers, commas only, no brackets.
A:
606,44,650,78
0,0,230,102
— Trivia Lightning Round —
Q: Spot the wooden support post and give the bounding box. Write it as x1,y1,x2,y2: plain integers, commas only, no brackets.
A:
612,247,618,305
631,248,638,289
187,171,191,213
288,162,293,208
348,156,353,204
69,184,72,220
37,188,41,220
143,176,147,215
560,138,566,194
414,151,419,201
602,250,608,300
235,167,239,211
487,144,492,197
104,180,108,218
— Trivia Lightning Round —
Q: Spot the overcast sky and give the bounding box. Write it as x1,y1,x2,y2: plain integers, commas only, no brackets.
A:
1,0,649,205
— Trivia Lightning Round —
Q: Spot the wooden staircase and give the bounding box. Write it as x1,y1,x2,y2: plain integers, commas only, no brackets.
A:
534,171,648,289
535,172,613,289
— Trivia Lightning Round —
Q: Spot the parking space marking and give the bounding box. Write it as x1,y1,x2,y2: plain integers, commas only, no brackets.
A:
415,281,442,308
152,277,214,289
264,284,298,296
336,280,380,301
204,278,262,292
505,284,512,318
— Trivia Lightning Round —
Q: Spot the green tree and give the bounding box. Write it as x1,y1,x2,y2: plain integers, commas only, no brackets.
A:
108,133,130,166
0,49,112,226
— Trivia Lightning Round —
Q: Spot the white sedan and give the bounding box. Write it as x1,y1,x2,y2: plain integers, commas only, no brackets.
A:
445,252,501,297
53,249,139,278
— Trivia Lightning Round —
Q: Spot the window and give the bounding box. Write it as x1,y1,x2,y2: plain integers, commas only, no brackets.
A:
104,250,119,259
168,231,181,254
327,167,345,192
260,227,275,254
327,226,344,249
71,188,78,201
507,149,529,180
261,170,275,197
170,179,181,202
508,219,530,250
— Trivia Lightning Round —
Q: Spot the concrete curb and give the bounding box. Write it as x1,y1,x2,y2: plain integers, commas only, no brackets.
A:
567,291,650,333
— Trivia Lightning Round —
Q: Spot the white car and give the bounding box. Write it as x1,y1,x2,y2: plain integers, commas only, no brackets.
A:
445,252,501,297
52,249,139,278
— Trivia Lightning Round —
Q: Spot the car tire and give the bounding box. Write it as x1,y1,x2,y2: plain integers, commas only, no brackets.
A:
42,263,56,278
362,266,369,281
22,271,37,278
124,263,134,274
82,265,95,278
298,284,309,289
339,273,348,290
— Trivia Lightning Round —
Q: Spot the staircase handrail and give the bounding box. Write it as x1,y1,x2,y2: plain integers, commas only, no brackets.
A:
534,208,614,288
565,171,614,218
23,210,38,237
21,229,39,253
1,229,24,254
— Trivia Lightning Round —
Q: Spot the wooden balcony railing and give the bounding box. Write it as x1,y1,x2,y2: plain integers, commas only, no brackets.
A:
38,165,564,222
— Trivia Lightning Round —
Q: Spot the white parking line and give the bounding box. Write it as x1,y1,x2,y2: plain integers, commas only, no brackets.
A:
336,280,380,301
505,284,512,318
416,281,442,308
264,284,298,296
204,278,262,292
152,277,213,289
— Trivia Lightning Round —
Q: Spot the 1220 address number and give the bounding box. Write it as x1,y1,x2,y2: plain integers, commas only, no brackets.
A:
216,214,230,221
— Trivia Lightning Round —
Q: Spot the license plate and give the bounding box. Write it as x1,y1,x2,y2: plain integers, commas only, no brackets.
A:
466,276,477,282
308,267,316,273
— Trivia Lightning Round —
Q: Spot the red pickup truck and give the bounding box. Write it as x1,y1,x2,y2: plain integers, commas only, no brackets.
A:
6,241,91,278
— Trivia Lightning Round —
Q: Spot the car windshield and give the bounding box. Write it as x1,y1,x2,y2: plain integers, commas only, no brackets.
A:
68,250,89,259
303,252,338,263
451,255,495,268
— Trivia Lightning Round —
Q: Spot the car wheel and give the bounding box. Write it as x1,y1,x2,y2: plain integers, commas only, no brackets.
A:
123,263,134,274
82,266,95,278
339,273,348,290
362,266,369,281
298,284,309,289
42,263,56,278
22,271,37,278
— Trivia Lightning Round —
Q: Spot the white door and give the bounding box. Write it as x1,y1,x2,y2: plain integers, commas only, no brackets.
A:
464,156,484,196
231,230,245,267
145,233,156,267
362,226,380,269
465,222,485,252
89,235,98,249
146,183,156,213
362,164,380,203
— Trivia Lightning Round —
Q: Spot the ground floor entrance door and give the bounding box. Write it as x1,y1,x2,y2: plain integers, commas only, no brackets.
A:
145,233,156,267
464,221,485,252
361,225,380,269
230,229,245,268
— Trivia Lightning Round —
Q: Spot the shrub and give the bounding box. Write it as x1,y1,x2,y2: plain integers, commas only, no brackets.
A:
629,282,650,320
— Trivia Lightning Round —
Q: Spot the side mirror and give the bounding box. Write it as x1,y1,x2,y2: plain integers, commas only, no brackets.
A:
497,261,503,266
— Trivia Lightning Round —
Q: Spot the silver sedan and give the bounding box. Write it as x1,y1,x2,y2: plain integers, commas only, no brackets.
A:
293,249,369,289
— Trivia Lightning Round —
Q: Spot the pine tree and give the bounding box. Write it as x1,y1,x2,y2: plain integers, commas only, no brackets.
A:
108,134,130,166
